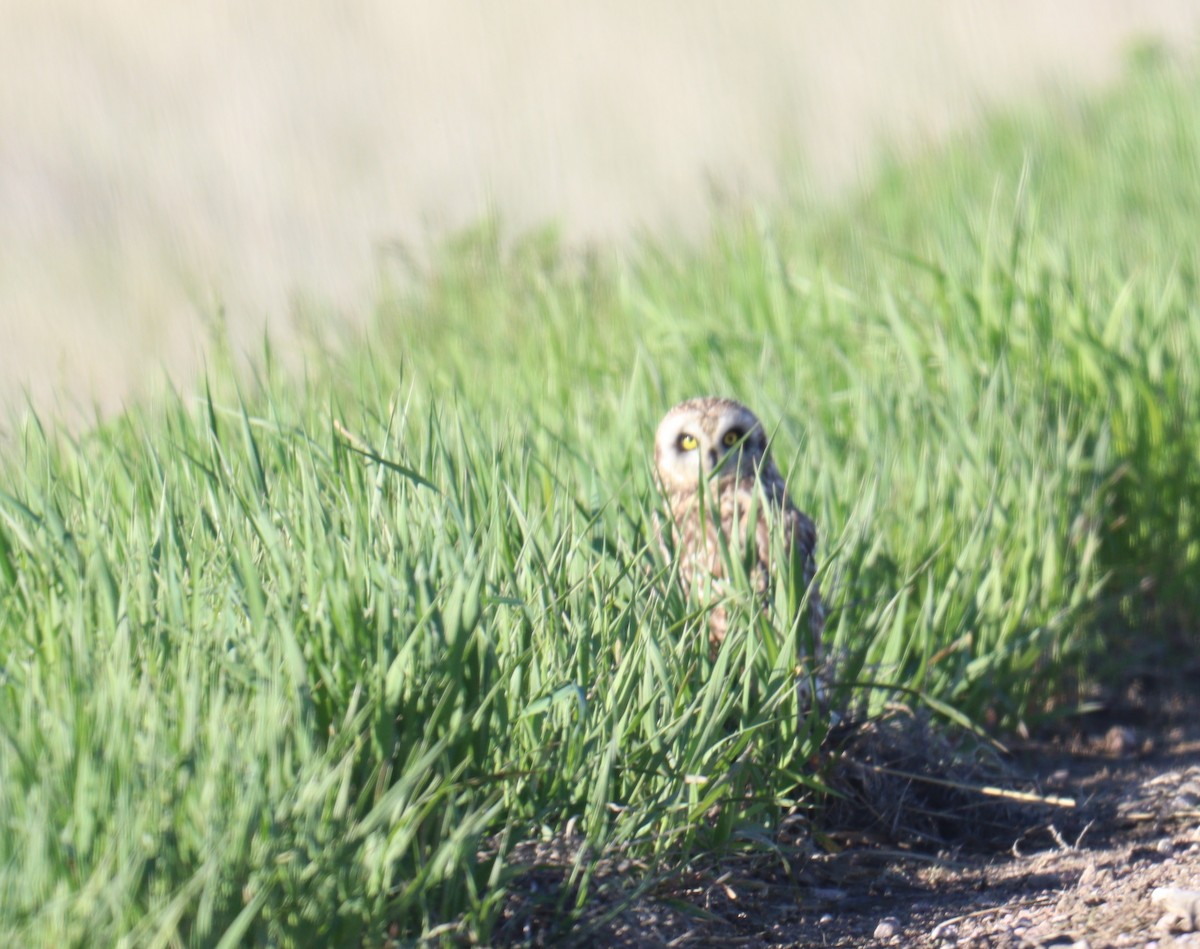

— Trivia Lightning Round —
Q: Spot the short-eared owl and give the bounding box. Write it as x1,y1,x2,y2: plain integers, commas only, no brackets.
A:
653,397,824,655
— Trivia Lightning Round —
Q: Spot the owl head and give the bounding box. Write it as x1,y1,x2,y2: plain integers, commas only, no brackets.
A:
653,397,769,493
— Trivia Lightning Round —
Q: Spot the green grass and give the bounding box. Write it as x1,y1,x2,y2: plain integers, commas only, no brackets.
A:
3,52,1200,945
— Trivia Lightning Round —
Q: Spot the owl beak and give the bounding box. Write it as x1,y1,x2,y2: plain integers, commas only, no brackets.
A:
707,449,719,471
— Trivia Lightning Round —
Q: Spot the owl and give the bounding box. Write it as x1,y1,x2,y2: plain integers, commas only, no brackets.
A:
653,397,824,657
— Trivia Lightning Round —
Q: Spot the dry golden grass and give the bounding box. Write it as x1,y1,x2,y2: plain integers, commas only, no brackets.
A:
2,0,1198,421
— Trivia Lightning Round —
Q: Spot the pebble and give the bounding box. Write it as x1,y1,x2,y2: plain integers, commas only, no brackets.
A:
1046,768,1071,787
873,916,901,940
1104,725,1137,755
1153,886,1200,932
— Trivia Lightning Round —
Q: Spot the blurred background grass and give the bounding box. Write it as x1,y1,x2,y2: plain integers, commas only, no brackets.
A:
4,1,1200,424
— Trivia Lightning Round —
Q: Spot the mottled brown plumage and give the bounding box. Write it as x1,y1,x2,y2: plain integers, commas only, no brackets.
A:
653,397,824,656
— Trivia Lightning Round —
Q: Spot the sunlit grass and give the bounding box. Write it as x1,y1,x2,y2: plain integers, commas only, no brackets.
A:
2,54,1200,945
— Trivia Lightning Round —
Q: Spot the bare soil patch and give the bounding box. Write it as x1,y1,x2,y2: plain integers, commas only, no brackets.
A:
495,677,1200,948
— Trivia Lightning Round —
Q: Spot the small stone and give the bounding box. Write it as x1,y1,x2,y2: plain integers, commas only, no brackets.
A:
874,916,901,939
1047,768,1071,787
1104,725,1137,755
1033,936,1088,949
1156,838,1175,854
1153,886,1200,932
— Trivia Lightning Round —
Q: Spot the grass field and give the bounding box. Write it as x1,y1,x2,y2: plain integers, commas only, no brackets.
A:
3,52,1200,946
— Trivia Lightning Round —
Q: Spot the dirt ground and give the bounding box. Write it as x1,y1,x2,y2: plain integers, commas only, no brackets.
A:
495,677,1200,948
775,717,1200,948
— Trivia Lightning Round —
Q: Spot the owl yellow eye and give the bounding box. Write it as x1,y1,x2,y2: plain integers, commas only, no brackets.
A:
722,429,742,448
678,433,698,451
